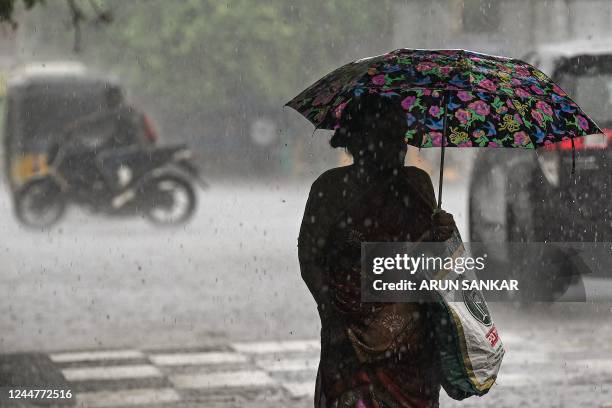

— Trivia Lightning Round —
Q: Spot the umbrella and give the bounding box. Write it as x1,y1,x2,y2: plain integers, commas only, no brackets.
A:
286,49,602,209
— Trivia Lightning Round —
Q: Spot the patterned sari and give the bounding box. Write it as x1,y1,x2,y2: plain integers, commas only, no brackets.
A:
299,165,442,408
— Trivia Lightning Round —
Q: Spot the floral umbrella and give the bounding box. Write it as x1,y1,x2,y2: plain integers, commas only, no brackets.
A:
286,49,602,208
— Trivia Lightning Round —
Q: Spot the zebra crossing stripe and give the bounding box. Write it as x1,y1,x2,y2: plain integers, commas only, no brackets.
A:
62,364,162,381
257,356,319,372
75,388,180,407
495,371,571,387
495,358,612,387
169,370,276,389
231,339,320,354
283,381,315,398
566,358,612,372
50,349,144,363
501,351,551,365
149,351,248,366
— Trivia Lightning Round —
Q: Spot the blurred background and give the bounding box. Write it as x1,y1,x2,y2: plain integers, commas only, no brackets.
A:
1,1,612,407
3,0,612,178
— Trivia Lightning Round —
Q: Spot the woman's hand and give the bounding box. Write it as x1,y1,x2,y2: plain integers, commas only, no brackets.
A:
432,210,456,241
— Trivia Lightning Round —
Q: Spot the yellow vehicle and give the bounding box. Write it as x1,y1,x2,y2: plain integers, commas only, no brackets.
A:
2,63,121,190
2,63,202,228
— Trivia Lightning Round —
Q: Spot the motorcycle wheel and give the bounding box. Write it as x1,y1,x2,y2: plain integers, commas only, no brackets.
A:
14,178,65,229
142,174,196,226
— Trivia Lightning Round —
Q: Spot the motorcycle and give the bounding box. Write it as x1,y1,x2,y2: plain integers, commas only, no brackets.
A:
13,141,206,229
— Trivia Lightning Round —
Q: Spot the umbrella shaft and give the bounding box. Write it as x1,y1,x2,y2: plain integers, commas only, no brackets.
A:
437,91,449,210
438,143,445,209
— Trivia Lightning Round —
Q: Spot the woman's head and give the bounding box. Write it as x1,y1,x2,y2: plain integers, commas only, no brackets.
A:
330,93,409,168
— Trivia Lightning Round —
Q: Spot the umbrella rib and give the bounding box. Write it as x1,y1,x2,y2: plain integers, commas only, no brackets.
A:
333,86,567,104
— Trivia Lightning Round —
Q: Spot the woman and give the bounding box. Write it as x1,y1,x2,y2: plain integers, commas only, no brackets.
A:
298,93,456,408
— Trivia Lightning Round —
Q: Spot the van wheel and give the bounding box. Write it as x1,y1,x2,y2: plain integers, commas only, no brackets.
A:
506,185,572,304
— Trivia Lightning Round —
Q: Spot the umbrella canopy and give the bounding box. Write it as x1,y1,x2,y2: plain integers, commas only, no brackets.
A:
286,49,602,148
286,49,603,208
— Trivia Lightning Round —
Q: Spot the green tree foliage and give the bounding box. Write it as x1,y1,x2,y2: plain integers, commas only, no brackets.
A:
21,0,394,155
94,0,394,116
0,0,44,24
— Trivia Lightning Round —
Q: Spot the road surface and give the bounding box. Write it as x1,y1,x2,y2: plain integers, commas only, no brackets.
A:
1,179,611,407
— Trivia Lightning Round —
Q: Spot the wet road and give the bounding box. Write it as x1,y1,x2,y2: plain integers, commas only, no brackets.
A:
1,179,611,407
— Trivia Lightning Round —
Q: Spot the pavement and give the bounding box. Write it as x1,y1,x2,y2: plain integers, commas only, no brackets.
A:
1,179,612,407
2,322,612,407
